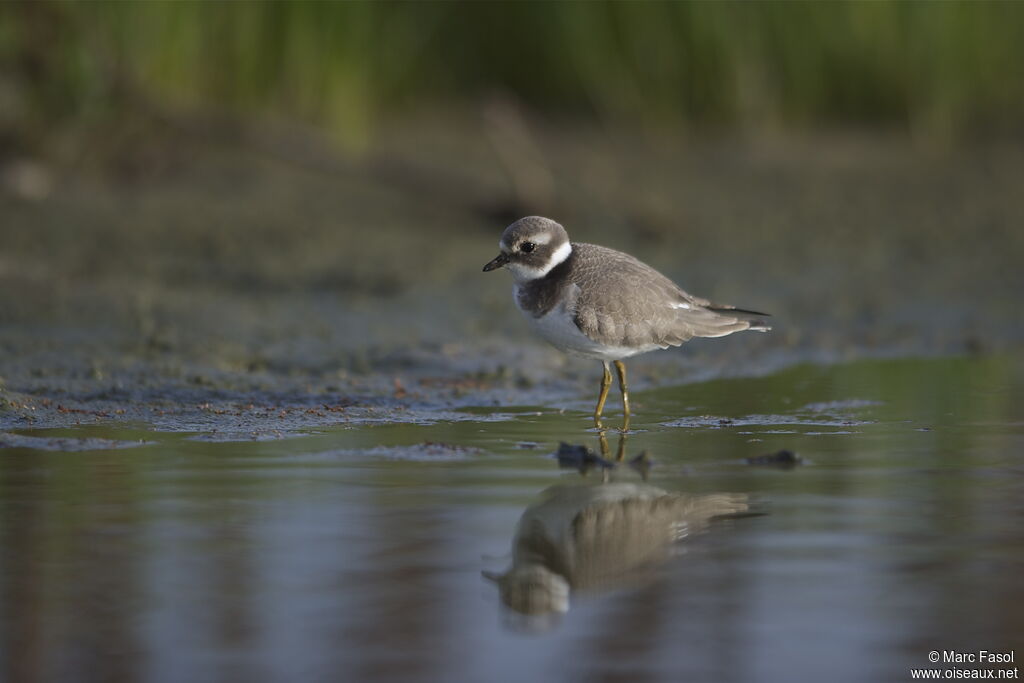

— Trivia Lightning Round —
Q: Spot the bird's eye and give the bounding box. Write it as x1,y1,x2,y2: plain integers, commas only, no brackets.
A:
520,242,536,253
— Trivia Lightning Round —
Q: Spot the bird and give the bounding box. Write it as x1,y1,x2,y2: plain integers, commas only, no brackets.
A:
482,216,770,431
483,481,750,617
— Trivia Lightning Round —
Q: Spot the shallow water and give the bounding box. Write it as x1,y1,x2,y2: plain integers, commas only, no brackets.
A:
2,354,1022,683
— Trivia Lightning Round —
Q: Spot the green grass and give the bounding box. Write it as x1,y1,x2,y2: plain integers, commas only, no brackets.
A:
2,1,1024,148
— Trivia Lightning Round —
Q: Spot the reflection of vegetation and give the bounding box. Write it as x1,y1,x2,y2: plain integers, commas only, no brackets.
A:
2,2,1023,150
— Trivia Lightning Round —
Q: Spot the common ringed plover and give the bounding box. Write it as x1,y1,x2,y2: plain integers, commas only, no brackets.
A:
483,216,770,430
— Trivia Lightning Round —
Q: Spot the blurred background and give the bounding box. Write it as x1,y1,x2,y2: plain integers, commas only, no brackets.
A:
2,0,1024,400
3,6,1024,683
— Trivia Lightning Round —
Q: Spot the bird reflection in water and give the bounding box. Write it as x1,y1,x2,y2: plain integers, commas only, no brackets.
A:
485,433,751,624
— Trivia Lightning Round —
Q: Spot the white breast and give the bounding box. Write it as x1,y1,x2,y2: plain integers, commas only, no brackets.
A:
514,285,659,361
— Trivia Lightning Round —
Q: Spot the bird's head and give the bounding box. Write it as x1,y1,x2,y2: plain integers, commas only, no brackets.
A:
483,216,571,284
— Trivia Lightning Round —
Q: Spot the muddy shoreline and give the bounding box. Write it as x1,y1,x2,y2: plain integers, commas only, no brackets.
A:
3,123,1023,437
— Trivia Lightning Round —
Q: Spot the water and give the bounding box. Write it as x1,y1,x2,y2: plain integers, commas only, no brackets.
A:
2,355,1022,683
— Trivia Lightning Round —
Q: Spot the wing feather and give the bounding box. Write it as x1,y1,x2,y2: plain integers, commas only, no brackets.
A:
569,243,771,348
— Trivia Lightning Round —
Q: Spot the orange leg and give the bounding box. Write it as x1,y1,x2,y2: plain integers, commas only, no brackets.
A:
614,360,631,432
594,361,612,429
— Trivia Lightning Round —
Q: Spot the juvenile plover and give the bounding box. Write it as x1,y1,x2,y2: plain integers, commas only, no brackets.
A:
483,216,770,431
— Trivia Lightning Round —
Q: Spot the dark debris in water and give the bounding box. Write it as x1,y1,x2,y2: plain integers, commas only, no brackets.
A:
554,441,654,477
555,442,615,473
744,449,804,468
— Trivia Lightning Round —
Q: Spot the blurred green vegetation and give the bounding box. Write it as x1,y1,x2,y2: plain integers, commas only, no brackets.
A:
2,1,1024,152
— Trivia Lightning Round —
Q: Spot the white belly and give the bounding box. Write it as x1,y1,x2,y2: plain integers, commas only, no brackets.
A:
517,289,661,361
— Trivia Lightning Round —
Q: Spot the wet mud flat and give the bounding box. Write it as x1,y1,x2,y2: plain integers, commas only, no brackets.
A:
2,123,1024,436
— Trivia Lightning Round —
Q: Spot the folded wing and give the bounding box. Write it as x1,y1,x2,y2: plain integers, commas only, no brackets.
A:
570,243,771,349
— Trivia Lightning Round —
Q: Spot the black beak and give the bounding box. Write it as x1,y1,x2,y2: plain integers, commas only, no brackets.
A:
483,252,510,272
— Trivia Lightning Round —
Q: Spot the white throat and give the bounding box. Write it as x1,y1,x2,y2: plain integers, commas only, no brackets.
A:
506,241,572,284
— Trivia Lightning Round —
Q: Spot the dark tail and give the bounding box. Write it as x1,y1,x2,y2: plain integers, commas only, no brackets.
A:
707,304,772,333
707,305,771,318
